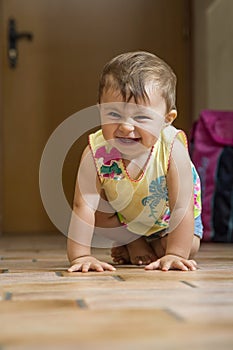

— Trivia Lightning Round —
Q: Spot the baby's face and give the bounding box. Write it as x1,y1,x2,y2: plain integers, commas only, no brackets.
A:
99,87,175,157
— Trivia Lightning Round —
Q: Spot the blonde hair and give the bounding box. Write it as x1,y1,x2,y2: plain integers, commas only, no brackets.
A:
98,51,177,113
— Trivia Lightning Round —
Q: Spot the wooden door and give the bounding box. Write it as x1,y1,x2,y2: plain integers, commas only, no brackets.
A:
0,0,191,234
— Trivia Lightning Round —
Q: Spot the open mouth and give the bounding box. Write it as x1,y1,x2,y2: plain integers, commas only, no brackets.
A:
116,137,141,144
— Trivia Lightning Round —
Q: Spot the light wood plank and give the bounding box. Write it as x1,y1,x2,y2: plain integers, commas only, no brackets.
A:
0,233,233,350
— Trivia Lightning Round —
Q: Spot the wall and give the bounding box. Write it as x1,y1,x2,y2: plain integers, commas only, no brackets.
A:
192,0,233,119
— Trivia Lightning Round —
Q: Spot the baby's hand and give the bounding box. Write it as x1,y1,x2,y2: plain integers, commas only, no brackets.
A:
144,254,197,271
68,256,116,273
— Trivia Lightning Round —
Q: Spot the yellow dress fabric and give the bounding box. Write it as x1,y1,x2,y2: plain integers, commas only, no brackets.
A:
89,127,202,236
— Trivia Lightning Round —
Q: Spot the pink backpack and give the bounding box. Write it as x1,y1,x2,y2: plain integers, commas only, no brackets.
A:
190,110,233,242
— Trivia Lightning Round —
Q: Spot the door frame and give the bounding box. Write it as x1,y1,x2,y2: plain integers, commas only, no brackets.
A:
0,0,3,234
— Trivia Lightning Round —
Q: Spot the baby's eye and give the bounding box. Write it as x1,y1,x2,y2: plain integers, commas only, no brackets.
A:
108,112,121,119
134,115,151,122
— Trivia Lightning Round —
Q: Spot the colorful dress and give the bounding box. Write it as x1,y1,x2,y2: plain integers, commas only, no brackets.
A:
89,126,202,237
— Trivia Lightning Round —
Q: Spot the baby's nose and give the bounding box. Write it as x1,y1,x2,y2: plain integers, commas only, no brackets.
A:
118,122,135,133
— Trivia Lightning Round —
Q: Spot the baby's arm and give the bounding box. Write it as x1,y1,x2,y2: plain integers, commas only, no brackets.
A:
67,146,115,273
146,138,197,271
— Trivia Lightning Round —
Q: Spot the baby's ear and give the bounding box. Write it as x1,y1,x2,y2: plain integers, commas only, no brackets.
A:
165,109,177,124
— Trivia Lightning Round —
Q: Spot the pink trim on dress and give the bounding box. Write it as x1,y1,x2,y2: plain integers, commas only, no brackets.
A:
167,130,188,172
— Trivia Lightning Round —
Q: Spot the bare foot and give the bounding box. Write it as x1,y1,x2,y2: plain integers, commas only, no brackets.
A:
127,237,157,265
111,245,130,264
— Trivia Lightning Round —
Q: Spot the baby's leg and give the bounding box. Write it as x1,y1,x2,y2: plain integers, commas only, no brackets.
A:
95,200,136,243
112,236,157,265
95,209,132,264
95,190,156,265
150,234,200,259
95,190,137,262
111,245,130,264
125,236,157,265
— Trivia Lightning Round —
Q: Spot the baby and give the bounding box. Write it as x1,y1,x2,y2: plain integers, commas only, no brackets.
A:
67,51,202,272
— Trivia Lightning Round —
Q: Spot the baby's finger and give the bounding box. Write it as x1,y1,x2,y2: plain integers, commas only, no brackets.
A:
81,263,91,273
183,260,197,271
172,260,189,271
68,264,81,272
160,261,174,271
92,264,104,272
189,259,197,267
144,259,161,270
100,262,116,271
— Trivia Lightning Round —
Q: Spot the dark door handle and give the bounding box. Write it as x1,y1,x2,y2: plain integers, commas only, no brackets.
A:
8,18,33,68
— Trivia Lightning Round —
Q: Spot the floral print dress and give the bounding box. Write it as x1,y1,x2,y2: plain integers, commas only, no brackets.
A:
89,127,202,237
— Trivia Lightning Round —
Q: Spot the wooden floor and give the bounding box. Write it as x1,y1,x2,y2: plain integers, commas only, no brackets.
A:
0,232,233,350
